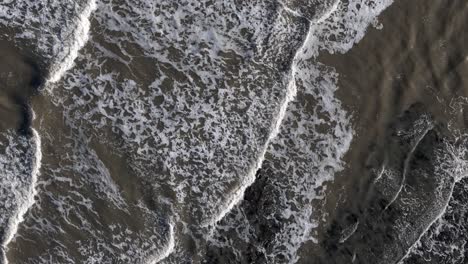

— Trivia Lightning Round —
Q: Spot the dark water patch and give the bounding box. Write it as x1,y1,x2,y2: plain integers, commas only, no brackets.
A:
0,40,44,135
310,0,468,263
318,105,452,264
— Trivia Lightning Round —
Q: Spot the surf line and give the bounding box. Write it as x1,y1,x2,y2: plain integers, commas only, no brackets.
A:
2,1,97,261
397,182,454,264
147,221,175,264
46,0,97,85
1,129,42,264
202,2,341,228
384,123,433,211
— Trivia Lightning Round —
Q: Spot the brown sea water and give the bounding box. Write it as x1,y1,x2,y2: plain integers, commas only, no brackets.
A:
313,1,468,263
0,0,467,264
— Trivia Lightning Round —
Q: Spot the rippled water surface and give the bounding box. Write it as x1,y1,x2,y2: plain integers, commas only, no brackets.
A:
0,0,467,263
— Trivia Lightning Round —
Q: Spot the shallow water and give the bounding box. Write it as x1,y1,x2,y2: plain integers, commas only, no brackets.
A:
0,0,467,263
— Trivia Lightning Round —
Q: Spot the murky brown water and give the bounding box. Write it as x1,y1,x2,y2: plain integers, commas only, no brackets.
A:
311,1,468,263
0,0,468,263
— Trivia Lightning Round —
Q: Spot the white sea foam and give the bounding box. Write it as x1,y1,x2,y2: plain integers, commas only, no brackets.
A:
147,222,175,264
0,0,96,253
203,0,340,229
316,0,340,24
46,0,97,84
310,0,394,56
398,133,468,263
55,0,308,232
385,123,433,210
0,0,395,263
339,220,359,244
46,1,314,261
0,129,41,264
208,1,394,263
0,0,97,87
261,2,395,260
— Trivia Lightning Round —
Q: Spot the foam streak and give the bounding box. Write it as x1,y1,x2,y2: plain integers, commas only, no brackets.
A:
397,180,456,263
149,222,175,264
385,126,433,210
205,2,340,227
46,0,97,84
1,129,42,264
